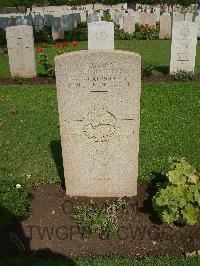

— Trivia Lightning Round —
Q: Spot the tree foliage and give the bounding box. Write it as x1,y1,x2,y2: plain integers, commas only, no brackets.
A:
0,0,194,8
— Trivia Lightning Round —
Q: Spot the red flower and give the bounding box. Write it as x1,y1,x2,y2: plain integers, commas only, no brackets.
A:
71,41,78,47
144,24,150,29
63,41,68,47
55,44,61,49
36,47,43,53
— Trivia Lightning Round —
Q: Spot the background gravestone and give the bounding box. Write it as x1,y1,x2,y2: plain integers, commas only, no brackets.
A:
52,16,64,40
88,21,114,50
87,13,101,23
173,12,184,22
195,16,200,37
62,15,72,32
123,14,135,33
170,21,198,74
34,14,44,32
55,50,141,197
6,25,36,78
159,14,171,39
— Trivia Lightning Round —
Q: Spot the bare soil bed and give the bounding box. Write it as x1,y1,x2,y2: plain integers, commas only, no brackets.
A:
1,182,200,258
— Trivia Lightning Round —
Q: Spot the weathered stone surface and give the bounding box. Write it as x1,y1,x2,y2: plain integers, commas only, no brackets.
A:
123,14,135,33
6,25,36,78
52,16,64,40
139,12,156,26
87,13,101,23
88,22,114,50
195,16,200,37
55,50,141,197
159,14,171,39
7,17,16,27
170,22,198,74
63,15,72,31
185,13,193,22
173,12,184,22
34,14,44,32
23,15,32,26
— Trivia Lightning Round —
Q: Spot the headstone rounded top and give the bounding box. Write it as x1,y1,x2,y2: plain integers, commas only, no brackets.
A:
6,25,32,30
55,49,141,64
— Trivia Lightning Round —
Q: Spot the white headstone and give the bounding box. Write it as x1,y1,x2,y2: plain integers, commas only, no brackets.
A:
88,21,114,50
55,50,141,197
159,14,171,39
170,22,198,74
6,25,36,78
123,15,135,33
52,16,64,40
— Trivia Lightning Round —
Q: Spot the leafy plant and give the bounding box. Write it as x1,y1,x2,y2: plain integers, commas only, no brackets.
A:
73,199,128,239
34,26,52,43
114,23,159,40
102,10,111,22
153,157,200,225
36,47,55,77
13,76,24,84
36,41,79,77
142,64,154,78
173,70,194,81
0,29,6,46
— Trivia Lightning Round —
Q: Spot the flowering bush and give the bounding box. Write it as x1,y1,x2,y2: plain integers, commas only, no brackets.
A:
55,41,79,56
72,41,78,47
114,23,159,40
36,41,78,77
36,47,55,77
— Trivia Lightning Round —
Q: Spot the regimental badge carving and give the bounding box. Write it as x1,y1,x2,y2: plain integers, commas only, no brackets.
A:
83,108,117,142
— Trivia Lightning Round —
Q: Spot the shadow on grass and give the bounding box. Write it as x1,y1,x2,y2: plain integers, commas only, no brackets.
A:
50,140,65,189
0,203,75,265
154,65,169,75
138,172,167,224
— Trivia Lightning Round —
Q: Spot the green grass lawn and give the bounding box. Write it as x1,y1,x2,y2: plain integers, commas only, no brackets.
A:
0,76,200,265
0,83,199,186
1,40,200,77
1,255,200,266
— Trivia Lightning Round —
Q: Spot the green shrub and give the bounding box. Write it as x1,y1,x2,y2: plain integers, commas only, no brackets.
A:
114,23,159,40
73,199,128,239
173,70,194,81
13,76,24,84
153,158,200,225
34,26,52,43
0,29,6,46
142,64,154,77
102,11,111,22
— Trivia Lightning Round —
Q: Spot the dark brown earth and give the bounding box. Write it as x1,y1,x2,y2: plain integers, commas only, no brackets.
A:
1,182,200,258
1,75,200,86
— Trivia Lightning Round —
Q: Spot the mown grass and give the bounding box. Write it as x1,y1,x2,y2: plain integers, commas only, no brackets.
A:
0,82,199,227
0,83,199,186
1,255,200,266
1,39,200,77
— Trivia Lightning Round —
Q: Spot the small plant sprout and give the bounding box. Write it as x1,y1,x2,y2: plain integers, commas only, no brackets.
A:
73,199,128,239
